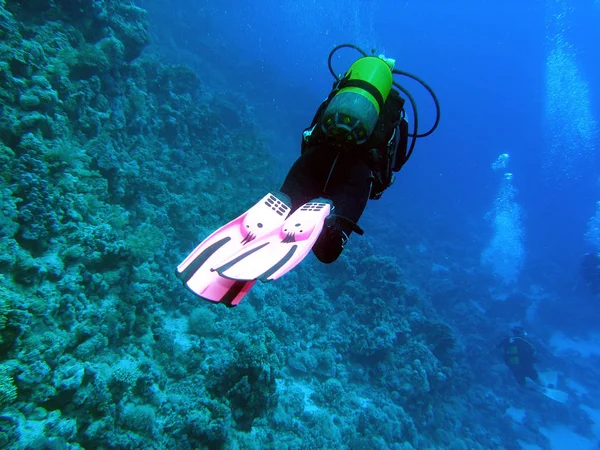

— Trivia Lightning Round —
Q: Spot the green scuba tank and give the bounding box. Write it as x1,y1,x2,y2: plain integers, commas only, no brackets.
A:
321,56,394,145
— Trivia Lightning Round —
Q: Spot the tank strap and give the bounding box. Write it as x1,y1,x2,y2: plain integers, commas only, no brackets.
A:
325,214,365,236
339,78,385,112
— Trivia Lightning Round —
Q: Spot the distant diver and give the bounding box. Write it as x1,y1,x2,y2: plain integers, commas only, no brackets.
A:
176,43,440,306
498,326,568,403
581,252,600,295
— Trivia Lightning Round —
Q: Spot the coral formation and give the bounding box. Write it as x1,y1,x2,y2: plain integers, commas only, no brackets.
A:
0,1,554,448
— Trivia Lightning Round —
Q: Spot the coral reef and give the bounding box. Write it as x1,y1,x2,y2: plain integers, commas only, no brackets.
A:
0,1,559,449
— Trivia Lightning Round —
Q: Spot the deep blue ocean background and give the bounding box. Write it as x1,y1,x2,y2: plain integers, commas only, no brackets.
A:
143,0,600,446
146,0,599,291
141,1,600,325
1,0,600,448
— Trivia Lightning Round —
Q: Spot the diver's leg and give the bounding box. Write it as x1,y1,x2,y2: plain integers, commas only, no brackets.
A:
312,154,371,263
510,366,527,387
527,366,541,385
280,147,337,210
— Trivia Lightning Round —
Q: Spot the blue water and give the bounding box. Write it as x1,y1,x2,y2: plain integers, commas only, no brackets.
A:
155,0,600,299
146,0,600,446
2,0,600,448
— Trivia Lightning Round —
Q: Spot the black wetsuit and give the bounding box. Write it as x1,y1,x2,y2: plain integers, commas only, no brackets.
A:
280,88,408,263
499,336,540,386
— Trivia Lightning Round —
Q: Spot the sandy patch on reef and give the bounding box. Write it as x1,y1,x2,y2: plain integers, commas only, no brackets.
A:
505,406,526,424
550,332,600,357
539,424,596,450
580,405,600,446
526,406,600,450
565,377,588,396
293,380,320,414
517,440,541,450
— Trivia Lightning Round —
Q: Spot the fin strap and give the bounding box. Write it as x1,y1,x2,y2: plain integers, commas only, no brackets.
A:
326,214,364,236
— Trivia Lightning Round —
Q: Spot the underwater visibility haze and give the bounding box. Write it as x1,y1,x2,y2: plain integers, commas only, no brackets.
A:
0,0,599,448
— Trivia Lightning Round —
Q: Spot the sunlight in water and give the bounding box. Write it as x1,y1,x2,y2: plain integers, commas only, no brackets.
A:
278,0,380,51
544,0,597,180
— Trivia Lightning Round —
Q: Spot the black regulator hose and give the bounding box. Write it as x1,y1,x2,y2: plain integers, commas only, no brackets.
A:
328,43,367,79
393,80,419,160
393,68,441,138
326,43,441,157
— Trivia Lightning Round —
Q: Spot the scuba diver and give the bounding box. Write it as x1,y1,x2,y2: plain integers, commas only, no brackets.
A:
176,44,440,307
499,326,540,387
581,252,600,295
498,326,569,403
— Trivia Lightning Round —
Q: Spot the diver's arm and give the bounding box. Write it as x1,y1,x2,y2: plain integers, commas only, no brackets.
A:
391,118,409,172
383,89,409,172
368,90,410,199
514,337,536,360
301,102,326,155
497,337,508,350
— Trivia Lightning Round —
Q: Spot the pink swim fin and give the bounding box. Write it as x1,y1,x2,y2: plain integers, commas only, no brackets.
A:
215,199,332,282
176,192,291,307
